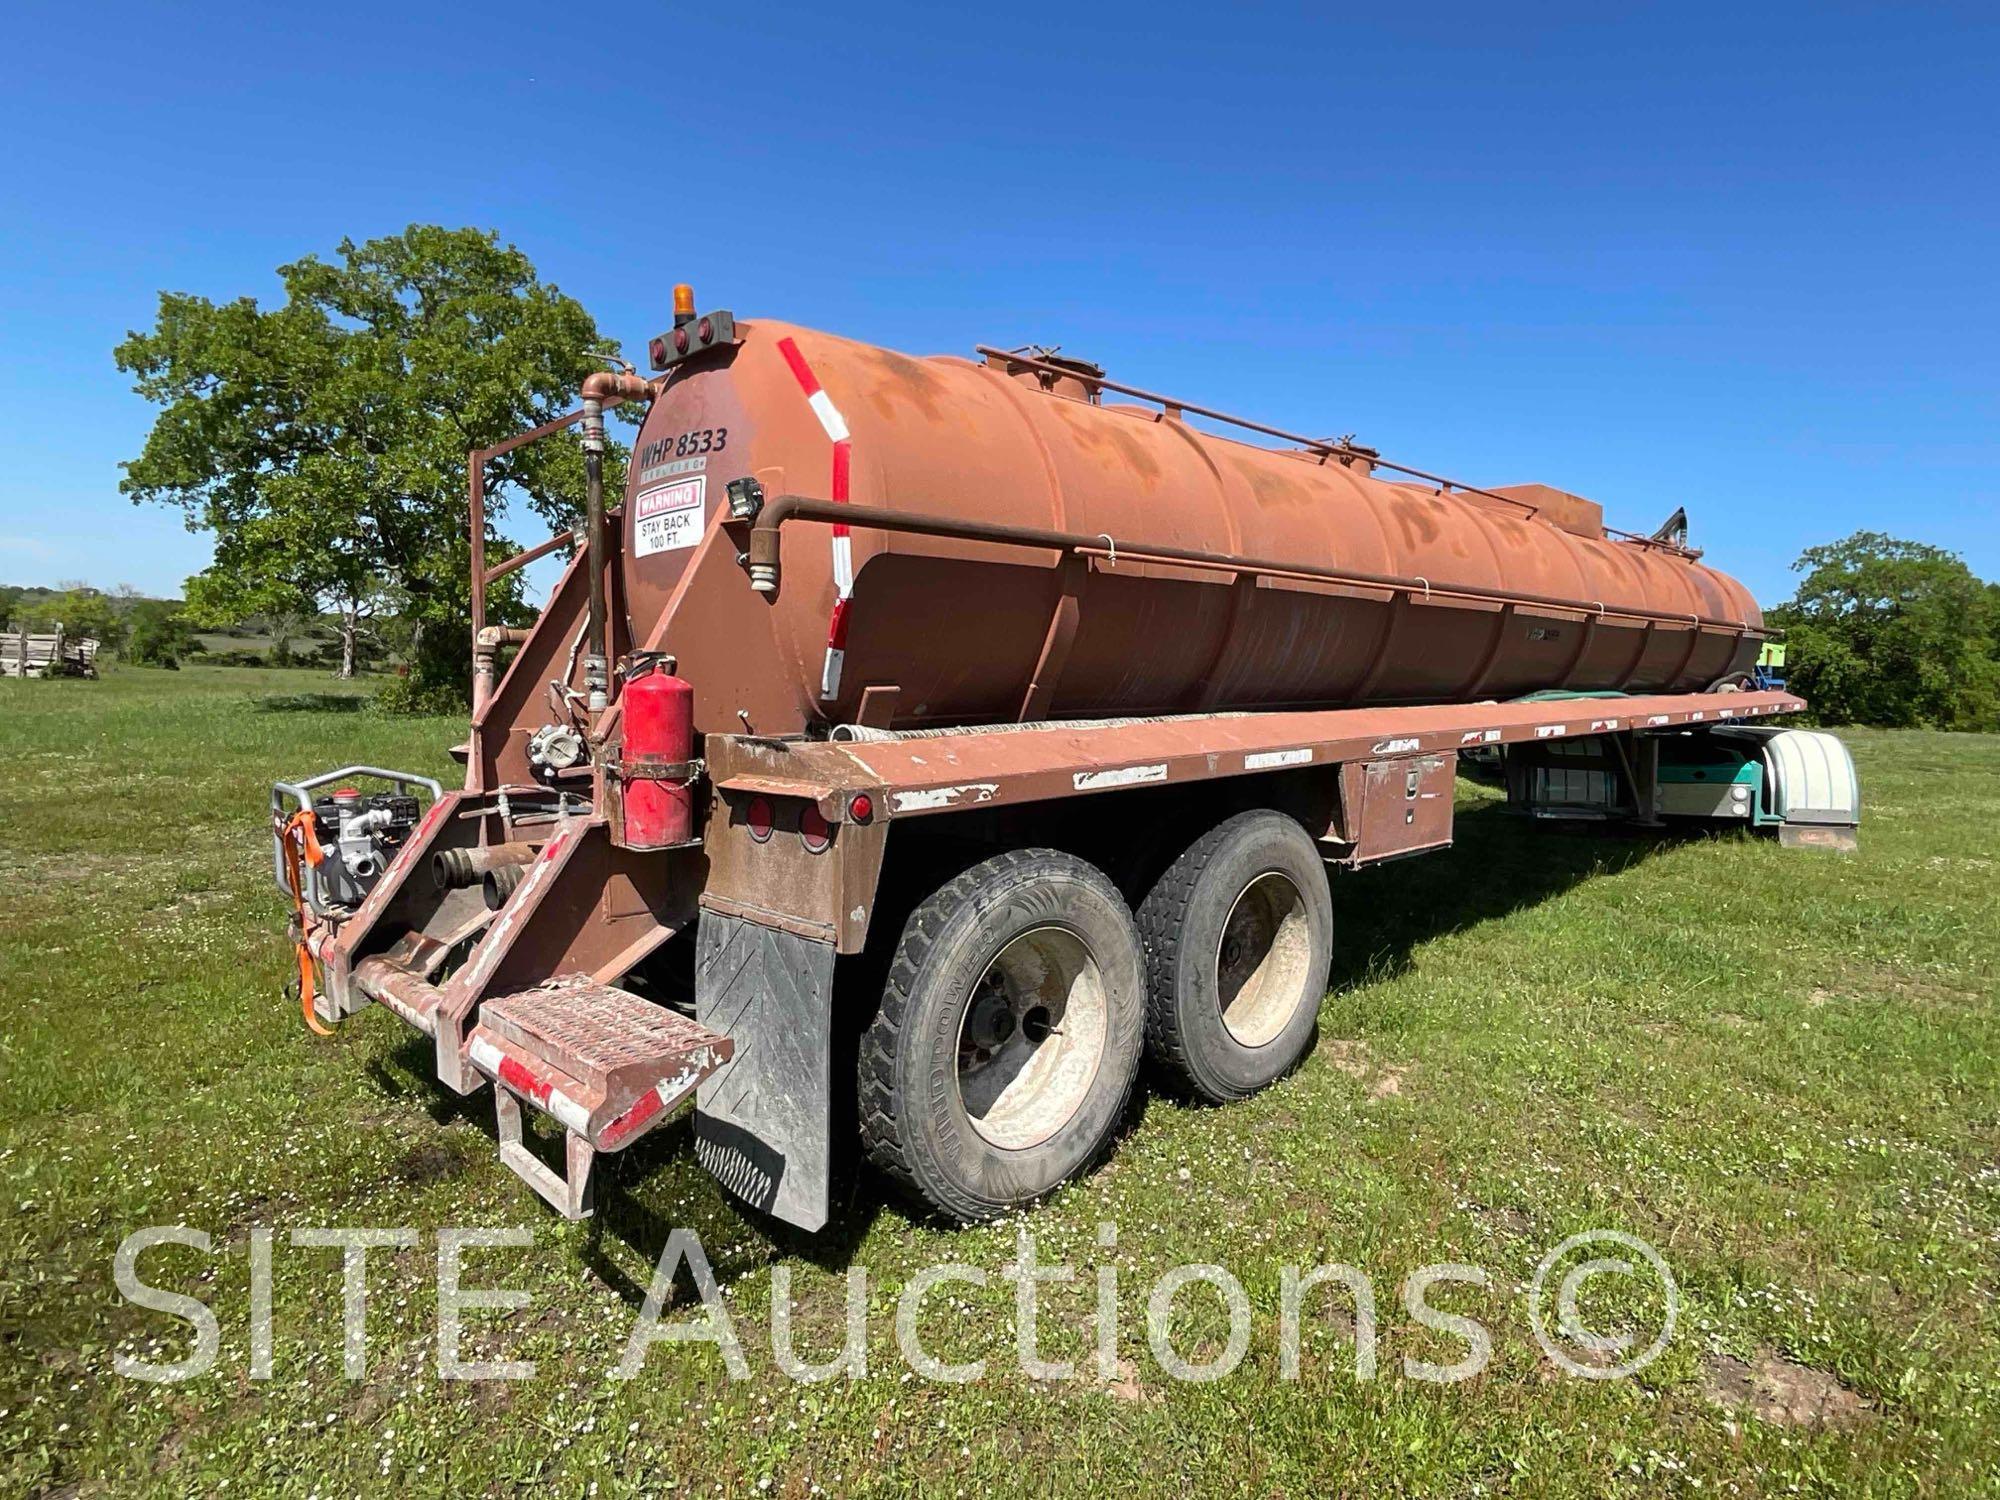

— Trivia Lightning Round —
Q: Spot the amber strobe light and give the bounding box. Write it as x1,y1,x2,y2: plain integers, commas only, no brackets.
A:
672,283,697,327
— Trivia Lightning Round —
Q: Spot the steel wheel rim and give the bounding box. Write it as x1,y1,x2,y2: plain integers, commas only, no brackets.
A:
1216,871,1313,1047
955,925,1108,1150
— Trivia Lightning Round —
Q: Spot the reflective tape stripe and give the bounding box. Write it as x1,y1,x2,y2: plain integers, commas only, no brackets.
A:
776,336,852,441
831,436,851,502
775,335,821,395
598,1083,666,1152
807,389,850,443
470,1036,592,1135
823,583,852,694
597,1054,716,1152
776,335,860,700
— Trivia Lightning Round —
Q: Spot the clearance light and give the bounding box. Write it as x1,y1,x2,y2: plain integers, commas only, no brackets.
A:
648,302,739,371
848,793,874,824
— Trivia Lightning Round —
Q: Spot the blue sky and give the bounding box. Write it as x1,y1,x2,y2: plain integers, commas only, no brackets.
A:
2,2,1994,607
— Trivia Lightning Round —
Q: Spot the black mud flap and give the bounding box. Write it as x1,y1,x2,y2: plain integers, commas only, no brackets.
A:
693,912,835,1231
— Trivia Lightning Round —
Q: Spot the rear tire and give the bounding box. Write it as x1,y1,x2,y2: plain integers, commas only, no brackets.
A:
857,848,1145,1223
1137,810,1332,1103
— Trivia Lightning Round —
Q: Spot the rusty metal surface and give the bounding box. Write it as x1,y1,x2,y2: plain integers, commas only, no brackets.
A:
466,973,730,1218
353,953,448,1036
310,793,465,1018
403,820,693,1092
606,319,1765,739
487,527,578,585
476,973,731,1143
467,395,631,644
703,689,1806,822
443,822,690,1006
297,306,1825,1232
483,977,722,1086
472,546,599,790
747,494,1763,634
974,345,1569,529
699,764,890,953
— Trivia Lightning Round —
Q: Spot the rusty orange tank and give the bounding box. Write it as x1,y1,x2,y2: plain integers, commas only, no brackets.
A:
610,320,1759,746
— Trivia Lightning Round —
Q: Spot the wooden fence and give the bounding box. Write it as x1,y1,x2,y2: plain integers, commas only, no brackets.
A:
0,628,101,679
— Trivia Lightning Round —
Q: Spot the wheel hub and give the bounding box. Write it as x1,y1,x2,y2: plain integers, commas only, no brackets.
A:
1215,871,1313,1048
964,977,1019,1052
955,926,1108,1151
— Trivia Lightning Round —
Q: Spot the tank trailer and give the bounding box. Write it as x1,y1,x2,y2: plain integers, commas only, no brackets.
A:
275,291,1859,1229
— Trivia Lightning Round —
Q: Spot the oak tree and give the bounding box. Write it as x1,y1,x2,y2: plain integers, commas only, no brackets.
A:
116,225,625,690
1768,531,1998,730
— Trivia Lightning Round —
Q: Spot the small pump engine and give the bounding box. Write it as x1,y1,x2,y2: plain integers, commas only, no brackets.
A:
526,721,588,775
310,786,421,909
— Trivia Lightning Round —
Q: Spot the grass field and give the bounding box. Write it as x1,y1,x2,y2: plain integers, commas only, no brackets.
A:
3,665,1996,1497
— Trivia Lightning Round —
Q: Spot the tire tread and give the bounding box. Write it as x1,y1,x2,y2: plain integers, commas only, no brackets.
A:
857,847,1137,1223
1136,809,1329,1102
1135,819,1233,1095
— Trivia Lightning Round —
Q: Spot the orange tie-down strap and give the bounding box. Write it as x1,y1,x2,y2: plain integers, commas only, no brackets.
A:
279,810,336,1037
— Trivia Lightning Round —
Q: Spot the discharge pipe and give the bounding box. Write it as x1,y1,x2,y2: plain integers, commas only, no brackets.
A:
579,371,657,714
483,863,528,910
432,841,537,891
472,626,532,714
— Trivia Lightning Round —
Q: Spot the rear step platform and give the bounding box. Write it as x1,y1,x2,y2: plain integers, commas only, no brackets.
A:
466,975,732,1218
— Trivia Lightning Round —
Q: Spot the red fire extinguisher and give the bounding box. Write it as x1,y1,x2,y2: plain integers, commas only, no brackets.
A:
620,653,695,847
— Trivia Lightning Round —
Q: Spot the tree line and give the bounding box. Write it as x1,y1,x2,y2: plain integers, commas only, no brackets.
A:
1,585,416,674
0,584,182,665
1765,532,1998,732
96,224,1998,731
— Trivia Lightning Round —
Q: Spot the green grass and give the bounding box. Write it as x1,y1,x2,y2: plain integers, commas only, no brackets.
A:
3,665,1996,1496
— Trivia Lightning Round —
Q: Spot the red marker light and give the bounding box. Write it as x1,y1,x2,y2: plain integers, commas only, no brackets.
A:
673,327,690,356
745,796,774,843
799,804,833,853
847,793,873,824
698,316,714,344
648,336,668,369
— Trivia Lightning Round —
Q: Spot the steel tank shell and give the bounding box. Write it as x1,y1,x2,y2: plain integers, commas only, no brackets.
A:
621,321,1761,737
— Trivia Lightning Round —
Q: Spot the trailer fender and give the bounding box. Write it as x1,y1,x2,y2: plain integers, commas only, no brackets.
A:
1713,726,1860,850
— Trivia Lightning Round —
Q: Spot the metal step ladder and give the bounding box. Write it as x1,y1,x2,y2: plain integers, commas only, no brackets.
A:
465,975,732,1218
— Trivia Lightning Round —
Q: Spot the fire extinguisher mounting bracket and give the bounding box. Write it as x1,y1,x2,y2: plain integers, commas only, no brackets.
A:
615,754,704,786
622,650,678,679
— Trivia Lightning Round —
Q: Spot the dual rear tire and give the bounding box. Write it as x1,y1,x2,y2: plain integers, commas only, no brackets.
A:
857,812,1333,1222
1137,810,1333,1103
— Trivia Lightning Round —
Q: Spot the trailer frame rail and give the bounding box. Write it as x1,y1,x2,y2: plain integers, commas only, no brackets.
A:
706,689,1808,827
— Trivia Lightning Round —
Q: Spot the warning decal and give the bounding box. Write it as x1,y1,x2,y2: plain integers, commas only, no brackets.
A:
633,476,706,557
